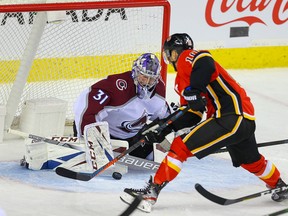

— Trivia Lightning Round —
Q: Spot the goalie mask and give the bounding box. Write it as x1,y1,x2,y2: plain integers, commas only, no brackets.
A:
132,53,161,99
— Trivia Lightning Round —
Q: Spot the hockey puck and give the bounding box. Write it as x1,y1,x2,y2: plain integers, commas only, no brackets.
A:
112,172,122,180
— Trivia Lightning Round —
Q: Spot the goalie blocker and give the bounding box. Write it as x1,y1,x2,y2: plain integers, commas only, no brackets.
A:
21,122,168,175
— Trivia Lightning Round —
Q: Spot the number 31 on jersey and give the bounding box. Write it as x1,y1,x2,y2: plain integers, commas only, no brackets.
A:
93,89,109,104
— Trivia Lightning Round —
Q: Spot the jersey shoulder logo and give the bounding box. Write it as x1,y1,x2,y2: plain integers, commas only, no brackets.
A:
116,79,128,91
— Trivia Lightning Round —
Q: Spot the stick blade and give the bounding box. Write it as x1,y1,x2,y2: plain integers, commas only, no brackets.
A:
55,167,93,181
195,183,231,205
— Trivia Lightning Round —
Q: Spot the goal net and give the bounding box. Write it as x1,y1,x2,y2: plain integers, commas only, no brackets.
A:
0,0,170,131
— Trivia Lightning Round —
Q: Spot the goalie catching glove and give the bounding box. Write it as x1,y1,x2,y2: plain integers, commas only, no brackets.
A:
183,87,207,112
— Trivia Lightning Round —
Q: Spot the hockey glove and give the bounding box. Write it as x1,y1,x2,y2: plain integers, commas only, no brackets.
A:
131,118,170,145
140,118,173,145
170,102,180,111
183,87,207,112
144,130,167,145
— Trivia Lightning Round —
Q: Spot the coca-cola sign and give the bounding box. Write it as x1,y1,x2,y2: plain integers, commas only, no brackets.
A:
206,0,288,27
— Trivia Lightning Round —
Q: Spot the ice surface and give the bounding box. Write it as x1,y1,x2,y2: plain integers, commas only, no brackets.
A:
0,68,288,216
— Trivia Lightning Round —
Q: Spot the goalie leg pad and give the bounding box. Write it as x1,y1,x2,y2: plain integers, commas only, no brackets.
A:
84,122,114,170
24,138,85,170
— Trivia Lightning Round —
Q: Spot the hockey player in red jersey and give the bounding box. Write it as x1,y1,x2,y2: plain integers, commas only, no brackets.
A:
121,33,288,212
73,53,171,160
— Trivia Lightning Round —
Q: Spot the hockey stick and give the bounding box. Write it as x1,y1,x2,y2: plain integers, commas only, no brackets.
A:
8,128,83,151
119,196,143,216
55,107,190,181
158,137,288,155
215,139,288,153
195,183,288,205
9,129,288,172
265,208,288,216
8,128,160,172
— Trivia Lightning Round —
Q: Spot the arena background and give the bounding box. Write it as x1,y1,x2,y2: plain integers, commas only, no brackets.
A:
168,0,288,70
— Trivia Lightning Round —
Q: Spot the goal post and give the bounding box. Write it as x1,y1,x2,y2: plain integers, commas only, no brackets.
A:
4,11,47,135
0,0,171,136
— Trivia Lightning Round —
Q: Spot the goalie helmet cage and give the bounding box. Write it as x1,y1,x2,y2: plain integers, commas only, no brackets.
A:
0,0,170,132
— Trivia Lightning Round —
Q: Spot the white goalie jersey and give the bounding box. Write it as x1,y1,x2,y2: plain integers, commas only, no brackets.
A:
74,71,171,139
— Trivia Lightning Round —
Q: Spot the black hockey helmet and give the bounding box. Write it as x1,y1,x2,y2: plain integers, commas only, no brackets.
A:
163,33,194,64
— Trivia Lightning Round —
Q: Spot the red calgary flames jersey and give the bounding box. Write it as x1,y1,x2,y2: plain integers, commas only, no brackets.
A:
174,49,255,120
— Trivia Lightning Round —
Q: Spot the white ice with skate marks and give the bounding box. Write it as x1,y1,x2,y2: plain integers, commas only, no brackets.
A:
0,153,254,193
0,69,288,216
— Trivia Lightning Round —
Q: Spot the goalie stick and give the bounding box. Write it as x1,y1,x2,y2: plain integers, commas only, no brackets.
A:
9,128,288,174
10,129,288,153
8,128,83,150
195,183,288,205
55,107,190,181
8,129,160,172
265,208,288,216
10,127,287,173
82,135,286,180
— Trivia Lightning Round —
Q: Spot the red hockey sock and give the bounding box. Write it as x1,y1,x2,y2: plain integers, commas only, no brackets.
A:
154,136,193,185
241,155,281,188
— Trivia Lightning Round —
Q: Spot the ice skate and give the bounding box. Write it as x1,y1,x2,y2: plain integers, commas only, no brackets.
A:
120,176,167,213
271,178,288,202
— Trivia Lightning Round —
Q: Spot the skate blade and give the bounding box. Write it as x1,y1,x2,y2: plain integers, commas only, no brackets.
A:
120,193,152,213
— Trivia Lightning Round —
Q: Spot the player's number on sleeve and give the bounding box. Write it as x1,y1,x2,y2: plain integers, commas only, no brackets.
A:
93,90,109,104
